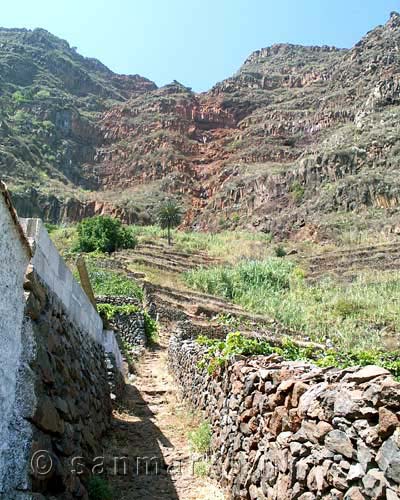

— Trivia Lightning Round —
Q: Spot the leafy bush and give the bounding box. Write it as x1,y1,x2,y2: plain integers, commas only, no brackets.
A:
144,312,158,342
193,460,210,477
188,422,212,454
316,348,400,379
333,299,364,318
197,332,314,374
97,303,139,320
44,222,59,234
197,332,400,380
290,181,305,202
74,216,137,254
87,476,112,500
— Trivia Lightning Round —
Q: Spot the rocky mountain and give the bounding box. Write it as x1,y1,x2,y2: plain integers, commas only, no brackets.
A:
2,13,400,239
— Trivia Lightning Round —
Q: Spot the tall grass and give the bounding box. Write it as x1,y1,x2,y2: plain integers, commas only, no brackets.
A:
184,258,295,300
130,225,273,261
184,259,400,352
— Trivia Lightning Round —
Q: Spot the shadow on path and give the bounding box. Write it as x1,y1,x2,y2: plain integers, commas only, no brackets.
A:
107,383,179,500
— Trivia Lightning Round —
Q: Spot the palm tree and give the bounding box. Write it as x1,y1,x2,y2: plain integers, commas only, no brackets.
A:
157,201,182,245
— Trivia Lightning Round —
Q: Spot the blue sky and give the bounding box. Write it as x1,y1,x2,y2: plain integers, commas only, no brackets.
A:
2,0,399,91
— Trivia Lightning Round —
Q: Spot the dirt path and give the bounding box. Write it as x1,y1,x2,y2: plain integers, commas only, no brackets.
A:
105,328,225,500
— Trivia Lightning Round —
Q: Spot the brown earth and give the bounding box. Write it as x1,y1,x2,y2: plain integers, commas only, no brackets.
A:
105,330,225,500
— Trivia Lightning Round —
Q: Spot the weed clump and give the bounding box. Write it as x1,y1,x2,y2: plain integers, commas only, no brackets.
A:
188,422,212,454
87,476,112,500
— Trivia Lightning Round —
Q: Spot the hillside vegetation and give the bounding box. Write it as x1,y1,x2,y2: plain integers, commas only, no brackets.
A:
50,222,400,359
2,13,400,243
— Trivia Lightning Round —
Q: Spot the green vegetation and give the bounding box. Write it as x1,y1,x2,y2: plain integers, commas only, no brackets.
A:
143,312,159,343
188,421,212,455
131,225,273,260
192,460,210,478
274,245,287,257
76,263,143,299
97,303,139,320
74,216,137,254
290,181,305,203
184,258,295,300
97,303,158,343
197,332,314,374
87,476,112,500
157,201,183,245
197,332,400,379
185,258,400,352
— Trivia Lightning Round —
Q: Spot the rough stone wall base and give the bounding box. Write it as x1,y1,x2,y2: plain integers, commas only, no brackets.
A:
168,330,400,500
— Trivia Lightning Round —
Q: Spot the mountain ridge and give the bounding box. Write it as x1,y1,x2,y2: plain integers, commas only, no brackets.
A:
1,12,400,241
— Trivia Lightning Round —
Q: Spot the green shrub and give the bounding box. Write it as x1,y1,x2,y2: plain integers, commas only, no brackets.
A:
274,245,287,257
12,90,26,103
97,303,139,320
188,422,212,454
197,332,314,374
35,89,51,99
44,222,59,234
144,312,158,342
197,332,400,380
333,299,364,318
87,476,112,500
74,216,137,254
290,181,305,202
193,460,210,477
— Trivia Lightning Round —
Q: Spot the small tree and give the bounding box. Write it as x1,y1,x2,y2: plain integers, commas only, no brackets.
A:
157,201,182,245
74,216,136,253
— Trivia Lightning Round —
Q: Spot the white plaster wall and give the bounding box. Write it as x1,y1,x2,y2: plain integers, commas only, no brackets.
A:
20,218,124,373
102,330,123,370
0,196,31,490
20,218,104,344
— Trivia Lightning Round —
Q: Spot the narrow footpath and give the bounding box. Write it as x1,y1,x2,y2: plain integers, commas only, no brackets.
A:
105,327,225,500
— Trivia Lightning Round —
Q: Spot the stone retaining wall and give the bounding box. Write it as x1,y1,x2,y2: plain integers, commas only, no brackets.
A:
20,218,104,344
0,188,124,498
168,329,400,500
26,275,112,499
96,295,141,307
96,296,148,366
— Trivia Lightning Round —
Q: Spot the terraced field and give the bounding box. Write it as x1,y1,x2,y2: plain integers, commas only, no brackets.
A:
303,242,400,280
119,242,321,346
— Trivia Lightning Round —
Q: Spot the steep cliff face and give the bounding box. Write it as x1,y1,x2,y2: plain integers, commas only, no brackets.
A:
0,27,156,222
2,14,400,238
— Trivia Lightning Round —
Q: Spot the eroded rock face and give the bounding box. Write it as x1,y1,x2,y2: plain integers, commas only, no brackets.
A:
168,327,400,500
3,14,400,236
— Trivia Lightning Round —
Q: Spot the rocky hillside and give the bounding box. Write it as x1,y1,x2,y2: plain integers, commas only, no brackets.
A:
2,13,400,239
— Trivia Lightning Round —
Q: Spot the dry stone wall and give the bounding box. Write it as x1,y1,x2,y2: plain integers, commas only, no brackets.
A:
169,329,400,500
26,273,112,499
96,295,148,364
0,186,124,499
